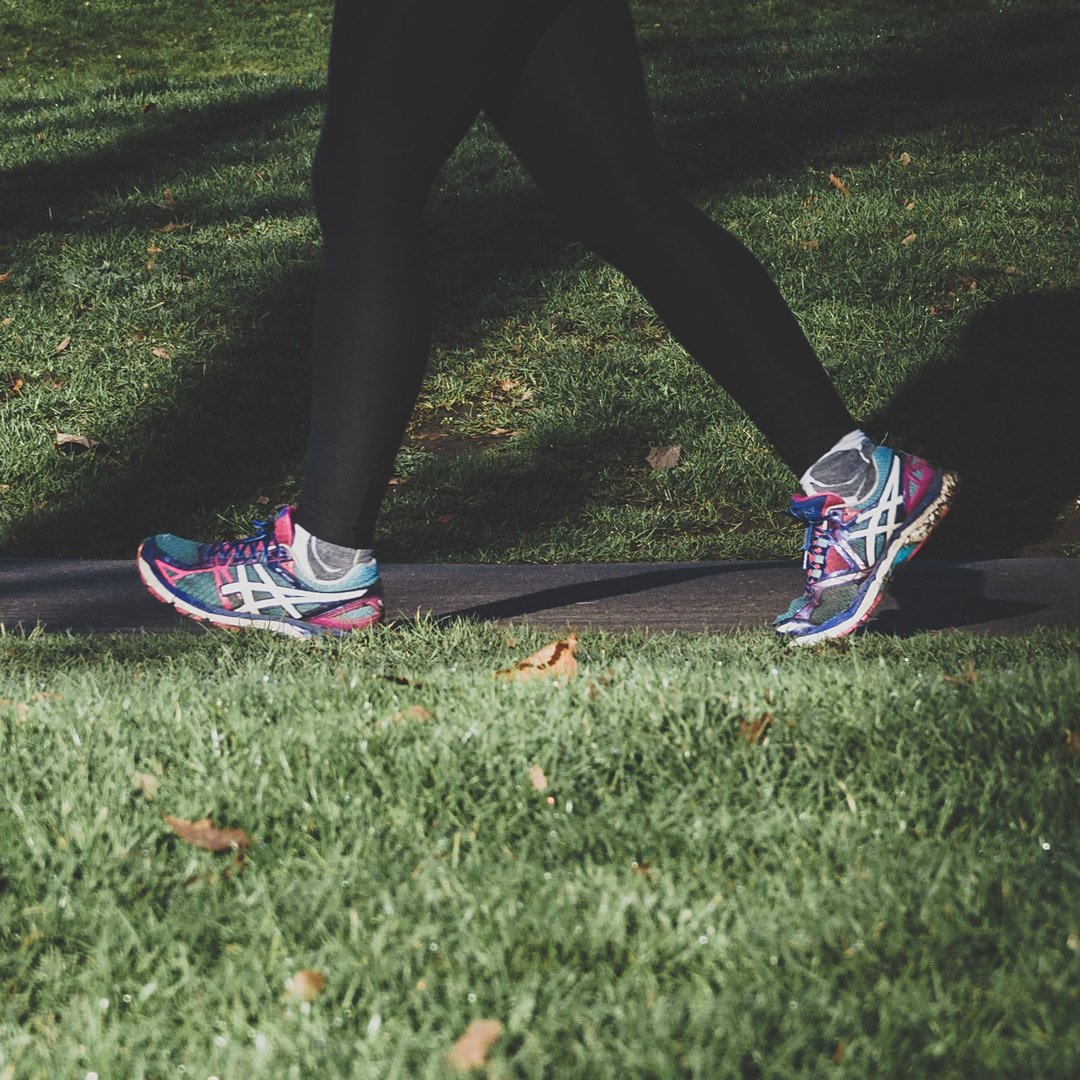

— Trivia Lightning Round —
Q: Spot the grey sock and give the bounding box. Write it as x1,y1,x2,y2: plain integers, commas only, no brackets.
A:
291,521,373,585
800,429,878,503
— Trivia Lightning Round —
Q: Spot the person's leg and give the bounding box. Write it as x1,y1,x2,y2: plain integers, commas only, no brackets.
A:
483,0,956,643
138,0,579,635
296,0,574,550
482,0,857,478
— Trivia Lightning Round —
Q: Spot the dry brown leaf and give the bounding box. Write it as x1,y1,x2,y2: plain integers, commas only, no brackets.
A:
162,187,175,206
149,222,190,234
284,969,327,1002
528,764,549,792
899,151,912,166
738,712,774,743
131,771,158,798
55,432,98,452
445,1019,504,1072
163,815,249,852
900,231,918,246
8,377,24,395
151,346,173,360
798,238,821,250
828,172,850,197
1,316,12,326
943,658,979,685
146,244,162,255
53,336,71,353
0,271,10,284
391,705,433,724
486,427,521,437
1066,731,1080,757
646,444,681,471
497,634,578,683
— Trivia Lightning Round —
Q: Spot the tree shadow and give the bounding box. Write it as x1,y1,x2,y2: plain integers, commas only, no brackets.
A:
2,4,1078,556
867,288,1080,557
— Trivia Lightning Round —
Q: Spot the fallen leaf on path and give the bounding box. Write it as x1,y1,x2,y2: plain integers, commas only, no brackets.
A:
163,815,249,852
497,634,578,683
646,444,681,471
828,172,850,197
446,1019,504,1072
53,336,71,353
284,969,327,1002
528,764,549,792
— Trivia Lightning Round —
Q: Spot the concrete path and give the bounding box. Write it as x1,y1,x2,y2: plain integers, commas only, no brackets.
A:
2,557,1077,636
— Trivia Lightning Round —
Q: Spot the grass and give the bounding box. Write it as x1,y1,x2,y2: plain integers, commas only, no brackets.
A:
2,626,1079,1078
2,4,1079,1076
1,0,1078,559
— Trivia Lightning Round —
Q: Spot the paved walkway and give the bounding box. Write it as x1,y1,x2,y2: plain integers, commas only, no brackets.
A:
2,557,1077,635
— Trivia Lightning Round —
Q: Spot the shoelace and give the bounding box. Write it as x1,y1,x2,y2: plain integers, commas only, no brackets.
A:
207,518,278,566
801,508,844,577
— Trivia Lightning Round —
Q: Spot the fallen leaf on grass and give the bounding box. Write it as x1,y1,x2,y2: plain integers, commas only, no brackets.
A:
151,346,173,360
55,432,98,452
149,222,190,234
738,712,774,743
646,444,681,471
390,705,433,724
898,151,912,166
0,271,9,284
163,815,249,852
497,634,578,683
943,658,979,685
53,336,71,353
900,231,918,246
131,771,158,798
828,172,850,197
486,426,521,437
446,1019,504,1072
284,969,327,1002
528,764,549,792
162,187,175,207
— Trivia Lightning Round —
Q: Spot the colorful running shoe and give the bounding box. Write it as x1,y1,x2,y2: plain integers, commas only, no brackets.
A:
775,447,958,645
137,506,383,638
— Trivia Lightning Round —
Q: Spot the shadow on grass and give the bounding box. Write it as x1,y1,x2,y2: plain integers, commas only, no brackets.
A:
2,4,1078,557
867,288,1080,557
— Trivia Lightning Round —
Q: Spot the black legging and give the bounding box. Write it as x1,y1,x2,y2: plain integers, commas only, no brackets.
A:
295,0,856,548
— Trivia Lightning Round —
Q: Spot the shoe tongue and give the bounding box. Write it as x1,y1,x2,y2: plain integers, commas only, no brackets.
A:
789,491,847,522
272,505,296,548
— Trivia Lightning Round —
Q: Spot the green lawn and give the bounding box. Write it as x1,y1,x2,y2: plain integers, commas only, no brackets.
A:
1,0,1078,560
2,627,1079,1078
3,3,1080,1077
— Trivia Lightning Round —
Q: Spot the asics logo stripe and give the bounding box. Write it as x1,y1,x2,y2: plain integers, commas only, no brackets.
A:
844,455,905,568
220,563,372,618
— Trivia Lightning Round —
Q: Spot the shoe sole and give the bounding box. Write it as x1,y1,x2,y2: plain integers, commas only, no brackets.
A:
781,469,959,646
136,544,382,639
